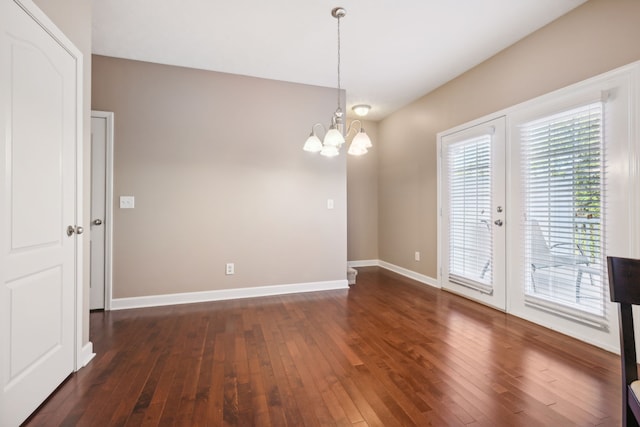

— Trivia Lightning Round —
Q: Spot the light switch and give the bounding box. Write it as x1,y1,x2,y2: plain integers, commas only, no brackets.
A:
120,196,135,209
327,199,334,209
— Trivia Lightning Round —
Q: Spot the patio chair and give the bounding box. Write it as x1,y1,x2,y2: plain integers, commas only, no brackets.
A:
529,220,593,300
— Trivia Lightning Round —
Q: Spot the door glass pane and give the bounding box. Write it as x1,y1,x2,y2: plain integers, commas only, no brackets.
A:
447,135,493,293
521,103,606,321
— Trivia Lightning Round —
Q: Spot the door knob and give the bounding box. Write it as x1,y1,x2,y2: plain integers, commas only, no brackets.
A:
93,219,103,226
66,225,84,236
494,219,503,226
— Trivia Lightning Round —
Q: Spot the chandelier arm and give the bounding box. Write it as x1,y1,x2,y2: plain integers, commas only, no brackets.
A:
345,119,363,137
312,122,327,138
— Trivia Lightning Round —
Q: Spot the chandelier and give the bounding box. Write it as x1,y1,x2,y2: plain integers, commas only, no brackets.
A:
303,7,372,157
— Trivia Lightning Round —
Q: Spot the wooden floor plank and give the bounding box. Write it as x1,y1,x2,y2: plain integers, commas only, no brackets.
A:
24,267,623,426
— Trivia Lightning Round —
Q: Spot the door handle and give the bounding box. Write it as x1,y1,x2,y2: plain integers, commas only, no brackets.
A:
66,225,84,236
494,219,503,226
93,219,103,226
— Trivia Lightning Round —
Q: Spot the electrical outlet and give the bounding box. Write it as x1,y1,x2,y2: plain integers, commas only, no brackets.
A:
225,263,235,275
415,251,421,261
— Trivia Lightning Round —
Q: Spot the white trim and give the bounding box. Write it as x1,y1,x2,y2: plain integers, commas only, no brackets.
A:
347,259,379,267
73,40,84,373
79,342,95,368
346,259,440,288
90,111,114,311
437,134,443,296
111,280,349,311
630,64,640,258
378,261,440,288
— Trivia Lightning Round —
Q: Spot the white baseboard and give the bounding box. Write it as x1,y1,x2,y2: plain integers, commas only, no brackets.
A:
79,341,95,369
347,259,440,288
347,259,379,267
377,260,440,288
111,279,349,311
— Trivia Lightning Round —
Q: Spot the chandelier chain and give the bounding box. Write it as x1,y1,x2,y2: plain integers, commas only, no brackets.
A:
337,14,341,110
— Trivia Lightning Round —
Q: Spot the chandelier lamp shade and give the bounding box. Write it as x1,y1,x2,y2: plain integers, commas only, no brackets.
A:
302,7,373,157
303,119,372,157
347,120,373,155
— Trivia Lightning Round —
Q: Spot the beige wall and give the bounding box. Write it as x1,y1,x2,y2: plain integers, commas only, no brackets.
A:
33,0,92,343
347,119,379,261
35,0,637,313
377,0,640,278
92,56,347,299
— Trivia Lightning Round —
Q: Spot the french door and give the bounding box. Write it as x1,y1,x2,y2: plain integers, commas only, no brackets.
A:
441,110,614,346
441,117,506,310
439,67,638,350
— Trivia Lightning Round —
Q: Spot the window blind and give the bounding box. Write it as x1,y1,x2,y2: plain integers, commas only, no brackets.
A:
520,102,606,325
447,135,493,294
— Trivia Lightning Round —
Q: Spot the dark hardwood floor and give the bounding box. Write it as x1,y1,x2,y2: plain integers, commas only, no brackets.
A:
24,267,621,426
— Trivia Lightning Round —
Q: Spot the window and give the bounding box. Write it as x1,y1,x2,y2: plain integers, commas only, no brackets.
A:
447,135,493,293
520,102,606,325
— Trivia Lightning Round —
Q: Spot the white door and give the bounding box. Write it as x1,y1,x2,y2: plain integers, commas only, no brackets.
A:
440,117,506,310
0,1,82,425
90,112,112,310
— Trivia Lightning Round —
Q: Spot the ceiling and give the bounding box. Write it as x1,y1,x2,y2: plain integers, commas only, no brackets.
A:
92,0,587,121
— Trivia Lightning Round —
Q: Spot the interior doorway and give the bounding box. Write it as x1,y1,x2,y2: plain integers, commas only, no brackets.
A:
90,111,114,310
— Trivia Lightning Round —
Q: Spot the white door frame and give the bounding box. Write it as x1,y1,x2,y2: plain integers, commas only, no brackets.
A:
91,110,114,310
